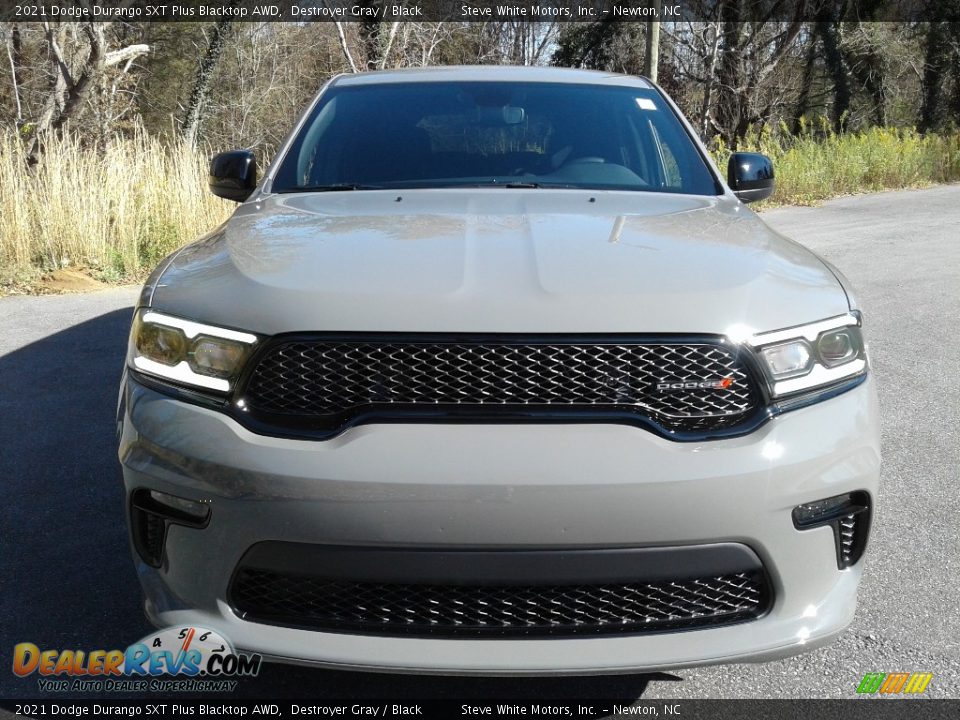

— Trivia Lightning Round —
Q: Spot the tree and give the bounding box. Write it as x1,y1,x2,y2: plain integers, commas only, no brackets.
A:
27,22,148,161
919,20,959,131
712,1,805,145
644,1,662,82
181,19,233,146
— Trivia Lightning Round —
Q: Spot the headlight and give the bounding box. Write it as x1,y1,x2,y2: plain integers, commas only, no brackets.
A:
747,314,867,397
817,328,860,367
759,341,814,380
128,310,258,392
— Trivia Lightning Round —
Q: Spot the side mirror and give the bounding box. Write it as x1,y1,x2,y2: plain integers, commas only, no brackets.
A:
209,150,257,202
727,152,774,204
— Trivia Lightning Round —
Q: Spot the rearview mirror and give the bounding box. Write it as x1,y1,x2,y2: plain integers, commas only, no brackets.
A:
209,150,257,202
727,152,774,204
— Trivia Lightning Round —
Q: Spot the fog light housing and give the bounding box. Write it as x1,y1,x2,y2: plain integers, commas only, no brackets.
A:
130,489,211,567
130,506,167,568
793,491,871,569
147,490,211,523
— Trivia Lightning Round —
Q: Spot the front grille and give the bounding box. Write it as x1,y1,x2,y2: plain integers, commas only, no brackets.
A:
231,569,769,637
241,337,760,436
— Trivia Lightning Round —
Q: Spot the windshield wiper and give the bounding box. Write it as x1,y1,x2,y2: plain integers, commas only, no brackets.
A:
291,183,384,192
502,182,541,188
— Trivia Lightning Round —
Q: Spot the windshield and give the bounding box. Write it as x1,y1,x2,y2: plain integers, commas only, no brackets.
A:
272,81,720,195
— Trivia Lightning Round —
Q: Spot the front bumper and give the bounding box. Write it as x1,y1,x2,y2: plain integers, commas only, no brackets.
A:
118,373,880,674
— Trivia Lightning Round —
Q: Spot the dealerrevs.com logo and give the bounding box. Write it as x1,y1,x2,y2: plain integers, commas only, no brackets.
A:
12,626,261,693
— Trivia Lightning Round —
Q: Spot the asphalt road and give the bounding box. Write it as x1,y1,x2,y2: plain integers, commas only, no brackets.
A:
1,185,958,702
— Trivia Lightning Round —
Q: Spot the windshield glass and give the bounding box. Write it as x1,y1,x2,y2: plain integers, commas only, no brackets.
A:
272,81,720,195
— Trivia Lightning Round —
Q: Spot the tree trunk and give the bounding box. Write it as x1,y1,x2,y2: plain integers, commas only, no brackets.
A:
28,23,105,162
699,21,722,138
714,2,747,146
182,19,232,147
356,9,383,69
2,23,23,125
333,21,358,72
919,21,950,132
951,24,960,127
816,21,850,132
843,25,888,128
643,1,661,82
791,32,817,134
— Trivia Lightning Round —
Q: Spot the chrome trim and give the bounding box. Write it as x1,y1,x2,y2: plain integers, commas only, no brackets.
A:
141,311,258,344
747,313,860,347
131,357,231,393
772,359,867,397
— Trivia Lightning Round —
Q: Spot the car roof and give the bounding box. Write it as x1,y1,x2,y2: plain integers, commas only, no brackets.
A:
331,65,655,89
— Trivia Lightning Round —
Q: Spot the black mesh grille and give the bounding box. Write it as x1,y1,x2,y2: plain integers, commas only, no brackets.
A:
241,338,759,435
231,569,769,637
131,506,166,568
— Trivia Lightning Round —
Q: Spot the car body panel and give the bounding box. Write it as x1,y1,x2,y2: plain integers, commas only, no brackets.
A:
151,191,847,336
120,374,880,673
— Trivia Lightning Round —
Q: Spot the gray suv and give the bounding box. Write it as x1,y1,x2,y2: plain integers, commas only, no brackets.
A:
118,66,880,674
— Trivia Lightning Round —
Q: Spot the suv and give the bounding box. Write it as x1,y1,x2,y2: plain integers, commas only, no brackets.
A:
118,66,879,674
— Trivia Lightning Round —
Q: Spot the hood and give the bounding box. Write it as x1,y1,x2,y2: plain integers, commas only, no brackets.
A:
151,190,849,336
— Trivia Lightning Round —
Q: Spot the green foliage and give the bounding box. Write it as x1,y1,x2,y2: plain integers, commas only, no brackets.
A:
552,22,645,75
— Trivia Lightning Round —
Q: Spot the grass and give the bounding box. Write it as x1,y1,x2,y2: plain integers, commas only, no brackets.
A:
0,131,232,291
2,123,959,293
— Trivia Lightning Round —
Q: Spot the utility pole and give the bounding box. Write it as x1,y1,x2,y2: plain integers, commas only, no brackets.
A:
644,0,661,83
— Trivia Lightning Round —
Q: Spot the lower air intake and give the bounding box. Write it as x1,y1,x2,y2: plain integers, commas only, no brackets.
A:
230,569,770,637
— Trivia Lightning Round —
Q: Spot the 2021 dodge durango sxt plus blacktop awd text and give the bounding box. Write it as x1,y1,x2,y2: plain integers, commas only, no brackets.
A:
118,66,880,675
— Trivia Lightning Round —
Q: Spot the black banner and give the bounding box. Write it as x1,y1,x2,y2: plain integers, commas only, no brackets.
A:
2,700,959,720
0,0,958,24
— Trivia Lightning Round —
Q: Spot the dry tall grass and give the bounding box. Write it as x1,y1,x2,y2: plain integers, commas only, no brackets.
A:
0,132,232,284
2,125,959,288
